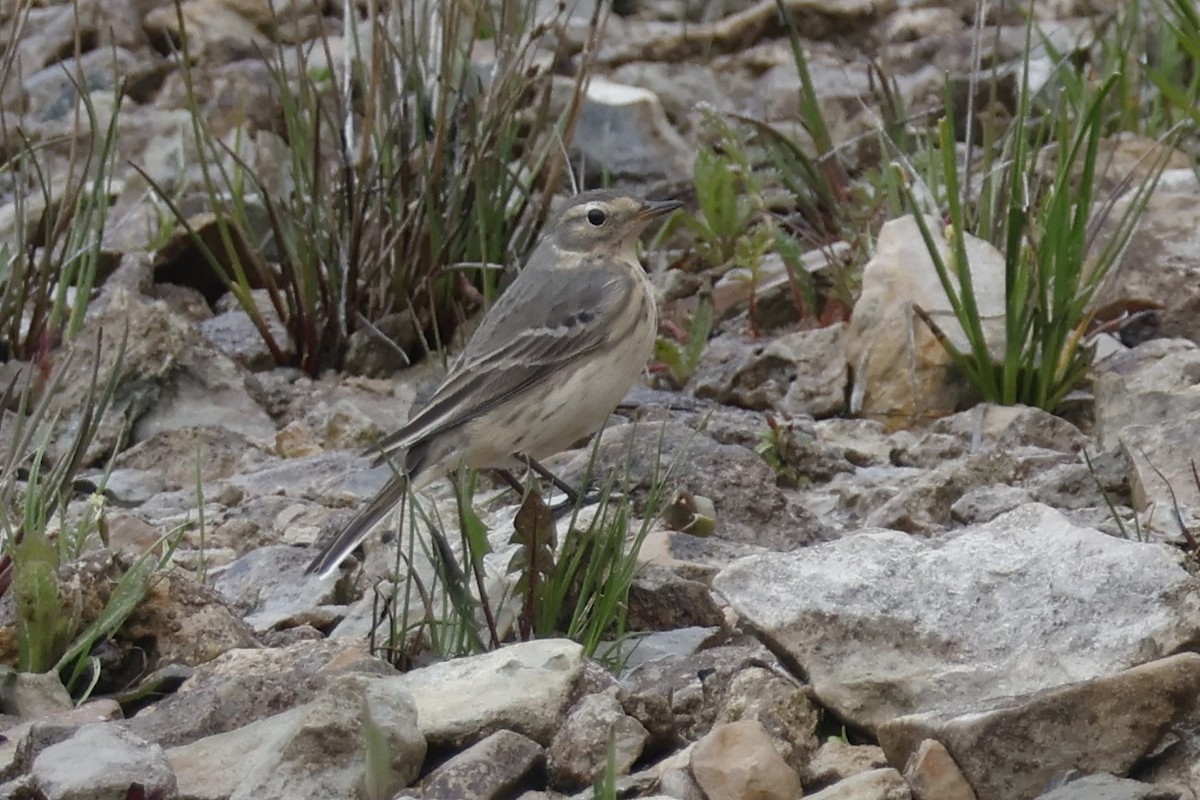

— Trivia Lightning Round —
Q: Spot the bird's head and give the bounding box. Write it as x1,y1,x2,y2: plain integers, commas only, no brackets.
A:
550,190,682,257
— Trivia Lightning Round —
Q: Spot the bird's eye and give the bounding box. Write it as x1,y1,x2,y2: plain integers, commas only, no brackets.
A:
586,208,607,226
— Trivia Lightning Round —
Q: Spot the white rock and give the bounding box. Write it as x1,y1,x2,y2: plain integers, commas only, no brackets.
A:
845,215,1006,428
713,503,1200,729
394,639,584,747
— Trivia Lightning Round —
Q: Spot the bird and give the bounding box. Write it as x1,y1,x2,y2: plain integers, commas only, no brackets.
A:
306,189,682,578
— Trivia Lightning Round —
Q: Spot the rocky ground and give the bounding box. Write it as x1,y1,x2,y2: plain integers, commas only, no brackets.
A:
4,0,1200,799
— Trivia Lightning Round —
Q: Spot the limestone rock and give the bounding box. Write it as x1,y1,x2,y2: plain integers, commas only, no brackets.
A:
32,724,178,800
167,673,425,800
690,719,802,800
713,503,1200,729
393,639,584,748
547,694,649,790
845,215,1006,429
879,654,1200,800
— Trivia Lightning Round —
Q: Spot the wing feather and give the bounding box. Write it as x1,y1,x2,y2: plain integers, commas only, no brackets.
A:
375,258,635,459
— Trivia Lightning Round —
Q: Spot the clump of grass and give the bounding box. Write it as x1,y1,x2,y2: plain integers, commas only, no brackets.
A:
0,331,179,699
0,10,122,362
144,0,596,377
893,8,1180,412
365,424,677,666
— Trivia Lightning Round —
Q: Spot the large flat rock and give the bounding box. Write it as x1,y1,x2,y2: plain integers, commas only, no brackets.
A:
713,503,1200,730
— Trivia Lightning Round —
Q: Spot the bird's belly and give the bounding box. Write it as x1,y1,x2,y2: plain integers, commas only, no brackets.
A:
462,319,656,467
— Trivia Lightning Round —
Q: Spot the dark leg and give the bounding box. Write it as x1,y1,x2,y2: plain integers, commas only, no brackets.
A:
492,469,528,497
516,453,580,506
514,453,611,516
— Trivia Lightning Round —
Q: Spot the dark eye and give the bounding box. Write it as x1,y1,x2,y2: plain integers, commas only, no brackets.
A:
586,208,607,226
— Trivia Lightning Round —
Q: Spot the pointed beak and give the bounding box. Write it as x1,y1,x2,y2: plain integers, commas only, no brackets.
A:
637,199,683,220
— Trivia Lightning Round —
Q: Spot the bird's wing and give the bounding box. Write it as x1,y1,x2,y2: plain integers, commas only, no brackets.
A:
375,256,639,458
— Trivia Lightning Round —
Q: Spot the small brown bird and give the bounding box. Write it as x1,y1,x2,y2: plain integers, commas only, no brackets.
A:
307,190,681,578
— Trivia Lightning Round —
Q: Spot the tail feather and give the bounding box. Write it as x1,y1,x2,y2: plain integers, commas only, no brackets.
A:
305,475,409,579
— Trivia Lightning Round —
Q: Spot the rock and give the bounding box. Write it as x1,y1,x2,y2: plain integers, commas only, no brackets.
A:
903,738,977,800
845,215,1006,429
394,639,584,748
211,544,334,632
547,694,649,790
199,304,288,372
805,768,912,800
570,77,691,183
1095,189,1200,348
31,724,178,800
343,310,422,378
550,421,828,550
714,666,820,775
119,567,259,674
127,638,390,747
880,654,1200,800
1036,773,1180,800
713,503,1200,730
804,740,889,791
49,289,276,466
1093,339,1200,448
22,47,140,122
691,325,848,418
144,0,271,64
690,719,802,800
620,641,782,749
167,673,425,800
950,484,1034,524
930,404,1088,455
115,425,276,489
416,729,543,800
0,668,72,718
1120,417,1200,539
626,566,727,632
616,627,722,672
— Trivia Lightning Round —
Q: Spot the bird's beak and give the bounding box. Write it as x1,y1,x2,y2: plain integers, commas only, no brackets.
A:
637,199,684,219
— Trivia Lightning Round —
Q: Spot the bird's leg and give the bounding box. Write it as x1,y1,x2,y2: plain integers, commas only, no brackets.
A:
492,469,528,497
515,453,610,515
515,453,580,506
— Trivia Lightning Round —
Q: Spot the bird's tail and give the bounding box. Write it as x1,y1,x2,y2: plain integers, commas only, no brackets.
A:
305,475,409,579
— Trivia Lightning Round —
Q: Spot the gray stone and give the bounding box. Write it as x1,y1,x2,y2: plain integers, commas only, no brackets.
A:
551,421,828,550
950,484,1033,524
692,325,848,418
880,654,1200,800
417,729,542,800
1096,189,1200,348
804,740,889,792
548,694,649,790
49,289,276,467
570,77,691,183
211,544,335,632
22,47,140,122
1036,773,1179,800
626,566,726,632
620,642,782,750
714,666,820,775
167,673,425,800
616,627,722,672
394,639,584,748
713,503,1200,729
0,668,72,718
1094,339,1200,448
1120,417,1200,540
127,638,391,747
32,724,178,800
805,768,912,800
